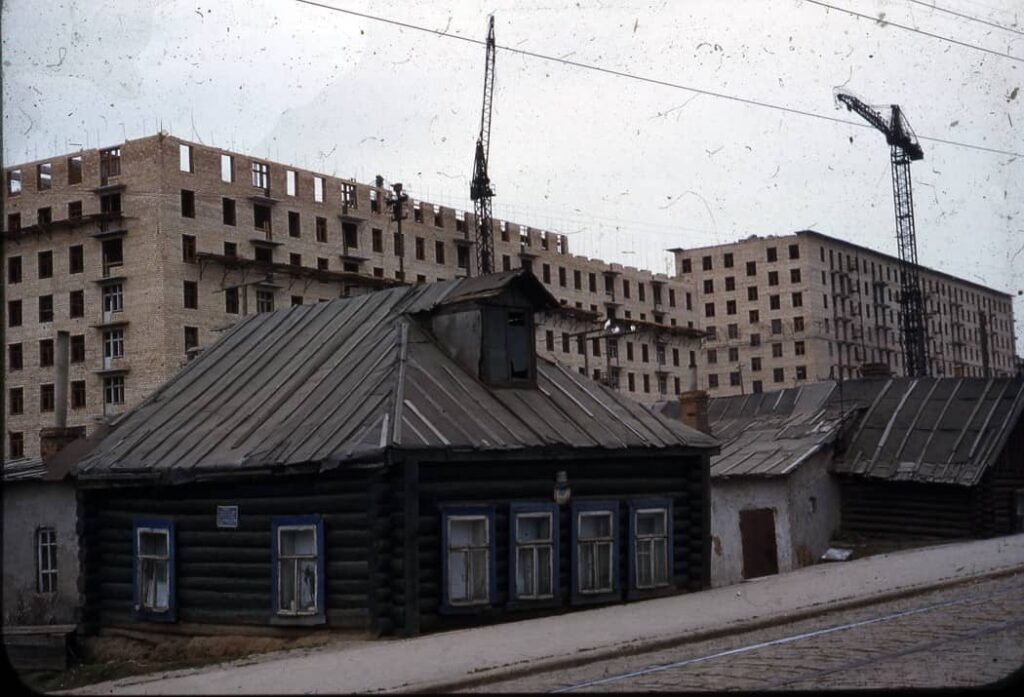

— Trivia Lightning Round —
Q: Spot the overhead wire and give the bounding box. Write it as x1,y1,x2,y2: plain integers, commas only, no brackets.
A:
293,0,1023,158
801,0,1024,63
904,0,1024,37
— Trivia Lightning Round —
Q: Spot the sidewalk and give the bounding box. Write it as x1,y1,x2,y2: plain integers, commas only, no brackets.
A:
69,534,1024,694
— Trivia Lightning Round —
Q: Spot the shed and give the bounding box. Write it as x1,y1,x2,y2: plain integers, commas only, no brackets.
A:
659,382,856,586
833,377,1024,540
73,271,718,637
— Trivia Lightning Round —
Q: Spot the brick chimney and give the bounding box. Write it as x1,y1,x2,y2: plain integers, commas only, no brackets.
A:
679,364,711,435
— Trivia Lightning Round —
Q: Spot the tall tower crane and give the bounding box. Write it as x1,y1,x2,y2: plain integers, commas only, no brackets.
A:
835,90,930,378
470,16,497,275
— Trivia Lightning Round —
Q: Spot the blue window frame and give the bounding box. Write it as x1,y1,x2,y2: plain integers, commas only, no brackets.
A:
271,515,326,621
132,518,176,622
571,501,619,604
629,499,673,593
509,502,559,603
440,505,496,614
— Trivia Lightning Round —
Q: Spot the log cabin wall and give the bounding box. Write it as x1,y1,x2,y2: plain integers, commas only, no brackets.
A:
79,469,381,634
974,418,1024,537
383,453,709,636
837,477,974,539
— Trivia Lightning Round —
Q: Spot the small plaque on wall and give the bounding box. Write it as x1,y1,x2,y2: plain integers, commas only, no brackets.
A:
216,505,239,529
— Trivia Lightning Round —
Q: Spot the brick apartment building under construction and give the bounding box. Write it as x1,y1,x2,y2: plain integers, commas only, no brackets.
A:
3,133,1018,458
672,231,1017,397
3,133,700,459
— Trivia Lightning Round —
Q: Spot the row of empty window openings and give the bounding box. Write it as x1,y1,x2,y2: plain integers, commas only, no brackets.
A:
680,244,801,273
7,283,123,328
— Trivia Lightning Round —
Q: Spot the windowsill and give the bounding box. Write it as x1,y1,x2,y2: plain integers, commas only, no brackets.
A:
439,601,493,616
269,613,326,627
505,596,562,612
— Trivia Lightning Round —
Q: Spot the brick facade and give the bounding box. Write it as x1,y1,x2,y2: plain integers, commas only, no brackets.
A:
3,133,701,459
673,231,1017,396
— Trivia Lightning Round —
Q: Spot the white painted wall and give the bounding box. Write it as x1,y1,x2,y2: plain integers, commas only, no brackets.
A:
2,481,80,625
709,453,840,588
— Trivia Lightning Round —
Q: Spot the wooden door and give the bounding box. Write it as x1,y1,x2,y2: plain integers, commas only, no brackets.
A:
740,508,779,580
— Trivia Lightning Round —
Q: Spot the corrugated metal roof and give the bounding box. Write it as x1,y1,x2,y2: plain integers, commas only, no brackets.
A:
2,457,47,481
75,273,717,482
703,381,857,479
834,377,1024,486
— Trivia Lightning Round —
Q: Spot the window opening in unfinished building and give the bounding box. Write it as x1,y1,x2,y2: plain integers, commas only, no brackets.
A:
68,156,83,185
251,161,269,189
100,148,121,182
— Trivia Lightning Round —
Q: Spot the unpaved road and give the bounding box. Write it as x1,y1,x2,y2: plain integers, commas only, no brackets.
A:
468,572,1024,692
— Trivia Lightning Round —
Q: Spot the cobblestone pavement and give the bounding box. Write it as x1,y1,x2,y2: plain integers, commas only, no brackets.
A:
469,572,1024,692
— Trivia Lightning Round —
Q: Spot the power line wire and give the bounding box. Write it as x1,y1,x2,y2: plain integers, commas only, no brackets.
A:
293,0,1024,158
802,0,1024,62
905,0,1024,37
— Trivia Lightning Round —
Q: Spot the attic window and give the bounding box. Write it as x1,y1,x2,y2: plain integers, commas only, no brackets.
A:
481,306,535,386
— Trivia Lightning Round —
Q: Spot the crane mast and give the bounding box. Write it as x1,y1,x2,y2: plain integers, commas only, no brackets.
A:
470,16,497,275
836,91,930,378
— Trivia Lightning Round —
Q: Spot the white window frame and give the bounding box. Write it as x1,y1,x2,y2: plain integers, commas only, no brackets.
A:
513,512,555,600
251,161,269,189
577,511,614,594
102,284,124,314
104,375,125,405
446,515,490,607
275,524,320,616
313,176,324,203
286,170,297,197
634,508,669,589
341,182,357,207
36,527,57,593
256,289,274,313
136,527,170,612
103,329,125,359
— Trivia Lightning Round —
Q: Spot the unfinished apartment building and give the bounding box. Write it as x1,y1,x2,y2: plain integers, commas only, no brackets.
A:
672,229,1017,396
3,133,700,459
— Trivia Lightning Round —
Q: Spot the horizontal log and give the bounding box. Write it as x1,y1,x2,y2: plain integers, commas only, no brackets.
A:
176,607,272,626
177,531,272,547
178,576,271,594
104,492,372,513
176,547,272,564
326,580,369,596
326,593,372,608
99,582,133,600
326,561,369,578
178,589,270,609
179,562,273,579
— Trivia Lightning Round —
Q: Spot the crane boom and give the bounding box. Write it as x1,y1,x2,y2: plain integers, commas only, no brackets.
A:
836,91,929,377
471,16,497,275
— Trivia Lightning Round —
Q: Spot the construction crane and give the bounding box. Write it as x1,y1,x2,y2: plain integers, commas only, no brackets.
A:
835,90,930,378
470,16,497,275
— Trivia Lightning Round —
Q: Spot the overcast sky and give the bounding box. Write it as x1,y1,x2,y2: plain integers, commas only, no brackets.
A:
4,0,1022,353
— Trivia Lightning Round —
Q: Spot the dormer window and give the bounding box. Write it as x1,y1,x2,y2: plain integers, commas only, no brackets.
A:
481,306,535,386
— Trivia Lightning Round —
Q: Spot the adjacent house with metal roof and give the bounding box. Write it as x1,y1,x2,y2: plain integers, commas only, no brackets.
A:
833,376,1024,540
656,375,1024,586
660,382,858,586
73,271,718,637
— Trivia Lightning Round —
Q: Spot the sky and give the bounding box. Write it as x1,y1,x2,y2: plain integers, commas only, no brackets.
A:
3,0,1022,353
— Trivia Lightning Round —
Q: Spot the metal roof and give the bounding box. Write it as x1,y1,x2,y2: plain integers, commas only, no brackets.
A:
75,273,717,482
833,377,1024,486
2,457,47,482
703,381,856,479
